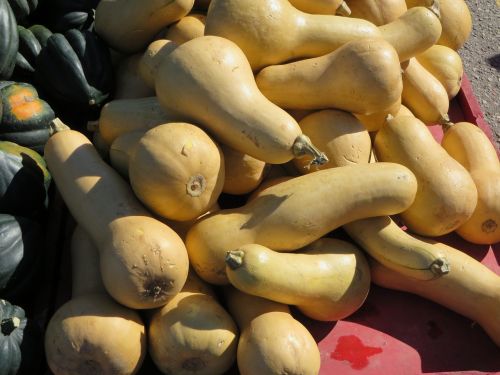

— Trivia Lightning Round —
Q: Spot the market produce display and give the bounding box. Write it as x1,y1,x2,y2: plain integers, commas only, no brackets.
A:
0,0,498,373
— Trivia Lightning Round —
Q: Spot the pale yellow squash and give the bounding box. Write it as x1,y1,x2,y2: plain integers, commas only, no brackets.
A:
374,115,478,236
255,38,402,115
161,13,206,45
139,39,178,89
354,100,417,132
186,162,417,284
109,130,146,178
129,123,225,222
347,0,407,25
204,0,381,70
225,288,321,375
113,54,155,99
288,0,349,15
441,122,500,244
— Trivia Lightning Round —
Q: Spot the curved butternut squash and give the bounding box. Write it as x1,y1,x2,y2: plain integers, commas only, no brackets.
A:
416,44,463,99
374,115,477,236
155,35,327,165
45,226,146,375
97,97,177,146
205,0,381,70
226,238,370,321
149,271,238,375
109,130,146,178
44,129,189,309
378,1,441,62
256,38,402,115
114,54,155,100
221,144,269,195
95,0,194,53
288,0,349,15
370,240,500,346
293,109,372,174
401,58,449,124
162,13,206,45
347,0,407,25
406,0,472,50
225,288,321,375
441,122,500,244
186,162,417,284
129,122,225,222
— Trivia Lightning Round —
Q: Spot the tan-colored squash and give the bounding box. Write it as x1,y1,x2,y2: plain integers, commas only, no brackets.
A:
374,115,477,236
161,204,221,241
148,271,238,375
354,99,416,132
288,0,350,15
139,39,178,90
45,226,146,375
204,0,381,71
161,13,206,45
225,288,321,375
370,240,500,346
378,1,441,62
416,44,463,99
44,128,189,309
256,38,402,115
114,54,155,99
441,122,500,244
225,238,370,321
109,130,146,178
95,0,194,53
154,35,327,165
406,0,472,50
97,97,177,146
343,216,450,280
129,122,225,222
401,58,450,124
186,162,417,284
293,109,373,174
347,0,407,25
221,144,269,195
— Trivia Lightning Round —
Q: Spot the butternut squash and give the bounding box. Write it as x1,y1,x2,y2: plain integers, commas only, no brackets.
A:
204,0,381,71
45,226,146,375
226,238,370,321
347,0,407,25
109,130,146,178
374,115,478,236
370,240,500,346
139,39,178,90
416,44,463,99
354,100,415,132
344,216,450,280
154,35,327,165
114,54,155,100
256,38,402,115
401,58,450,124
92,130,110,161
441,122,500,244
378,1,441,62
221,144,269,195
149,271,238,375
225,288,321,375
97,97,177,146
293,109,373,174
406,0,472,50
186,162,417,284
44,128,189,309
95,0,194,53
162,13,206,45
129,122,225,222
288,0,350,15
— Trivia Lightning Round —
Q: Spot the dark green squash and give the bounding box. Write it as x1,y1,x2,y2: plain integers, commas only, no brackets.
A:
34,28,113,110
51,9,94,32
0,0,19,80
0,141,51,217
13,26,42,79
0,82,55,153
0,214,41,301
7,0,37,21
0,299,41,375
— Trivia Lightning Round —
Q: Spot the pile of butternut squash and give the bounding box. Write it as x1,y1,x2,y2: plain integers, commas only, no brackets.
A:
42,0,500,373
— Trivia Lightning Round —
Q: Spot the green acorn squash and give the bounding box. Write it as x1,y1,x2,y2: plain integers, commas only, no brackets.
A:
0,299,41,375
13,26,42,79
0,82,55,153
0,214,41,301
34,29,114,110
0,0,19,80
0,141,51,217
7,0,37,21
